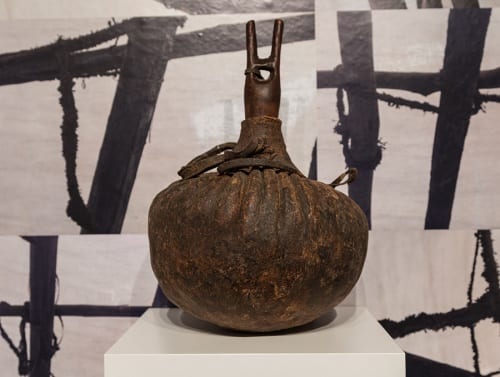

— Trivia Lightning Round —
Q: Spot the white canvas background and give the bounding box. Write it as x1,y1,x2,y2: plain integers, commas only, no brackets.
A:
0,0,184,20
0,1,498,377
316,5,500,229
345,230,499,373
327,0,500,10
1,231,498,376
0,235,155,377
0,13,316,235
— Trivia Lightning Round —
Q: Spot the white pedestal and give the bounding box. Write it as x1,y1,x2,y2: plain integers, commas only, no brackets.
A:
105,307,405,377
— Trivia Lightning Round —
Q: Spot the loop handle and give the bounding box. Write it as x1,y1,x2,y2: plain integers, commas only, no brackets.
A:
330,168,358,188
178,143,236,179
177,140,301,180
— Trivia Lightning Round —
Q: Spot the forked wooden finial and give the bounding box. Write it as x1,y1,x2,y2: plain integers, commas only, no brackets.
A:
244,19,283,119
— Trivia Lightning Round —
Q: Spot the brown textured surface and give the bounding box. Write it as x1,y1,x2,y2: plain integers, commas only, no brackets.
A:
149,166,368,332
148,19,368,332
149,116,368,332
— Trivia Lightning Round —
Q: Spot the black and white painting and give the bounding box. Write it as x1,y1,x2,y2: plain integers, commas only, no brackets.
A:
1,230,498,376
0,235,156,377
327,0,499,10
316,4,500,229
350,229,500,376
0,6,315,235
0,1,499,377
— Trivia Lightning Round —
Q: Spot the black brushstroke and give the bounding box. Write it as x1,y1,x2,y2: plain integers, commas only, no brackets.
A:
380,292,493,338
377,91,439,113
59,73,96,232
406,352,478,377
468,234,481,374
425,9,491,229
27,237,59,377
452,0,479,8
336,11,381,228
83,18,181,234
381,230,499,376
476,230,500,323
317,66,500,95
152,287,176,308
369,0,407,9
0,302,150,318
307,139,317,180
1,15,314,87
417,0,443,8
156,0,313,14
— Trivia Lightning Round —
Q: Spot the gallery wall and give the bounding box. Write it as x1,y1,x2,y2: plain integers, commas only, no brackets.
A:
0,1,498,377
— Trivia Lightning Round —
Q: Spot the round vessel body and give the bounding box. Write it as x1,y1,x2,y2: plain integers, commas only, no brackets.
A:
149,169,368,332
